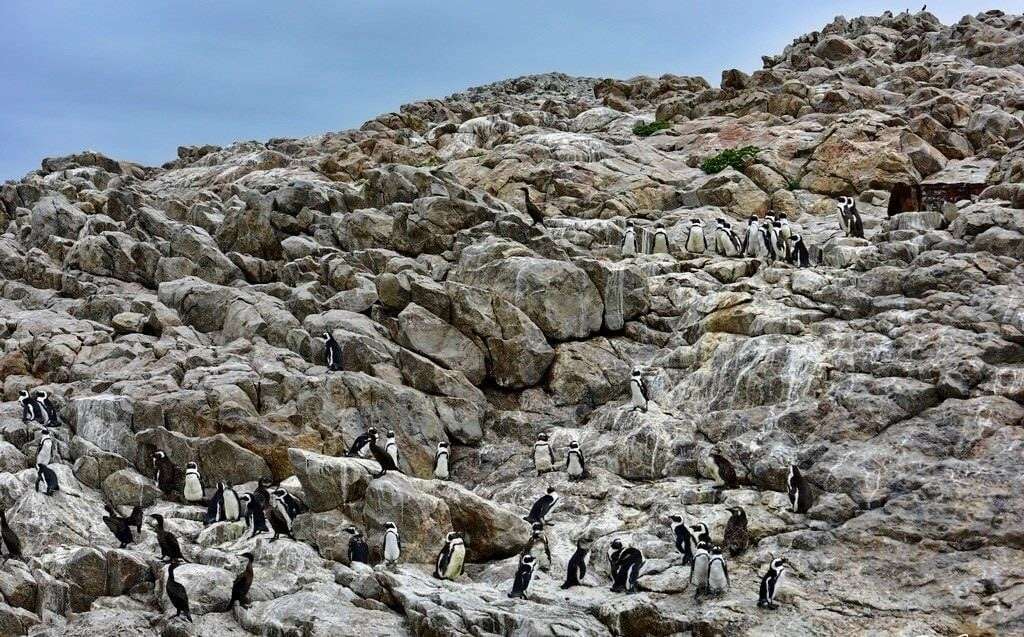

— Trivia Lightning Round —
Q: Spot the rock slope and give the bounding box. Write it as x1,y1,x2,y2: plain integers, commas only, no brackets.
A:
1,8,1023,637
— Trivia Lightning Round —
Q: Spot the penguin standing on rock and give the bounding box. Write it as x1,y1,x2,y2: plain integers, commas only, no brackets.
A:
566,440,586,481
36,391,62,426
347,428,377,458
434,532,466,580
561,538,591,589
741,216,761,256
165,561,193,623
669,514,695,565
205,483,224,525
268,492,295,542
151,514,187,562
621,221,638,257
758,557,790,609
35,464,59,495
151,451,177,497
684,219,707,254
608,539,645,594
384,430,400,469
369,430,400,478
715,220,740,256
690,541,711,599
433,441,451,480
272,488,306,520
723,507,750,557
707,545,730,596
788,464,814,514
689,521,712,545
788,234,811,267
708,453,738,489
36,429,59,466
382,522,402,568
126,506,144,534
508,554,537,599
322,332,343,372
226,552,255,611
837,196,864,238
239,493,268,538
18,390,42,424
182,462,204,504
533,432,555,475
0,510,23,562
524,487,559,526
651,223,670,254
346,526,370,564
629,367,649,412
522,522,552,572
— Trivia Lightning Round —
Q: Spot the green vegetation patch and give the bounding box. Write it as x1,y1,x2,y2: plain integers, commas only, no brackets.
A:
700,146,760,174
633,121,671,137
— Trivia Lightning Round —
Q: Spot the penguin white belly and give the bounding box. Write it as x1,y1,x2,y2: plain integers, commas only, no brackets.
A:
652,234,669,254
622,233,636,256
183,475,203,502
384,534,400,562
274,501,292,527
567,454,583,477
534,446,552,472
37,440,55,466
630,382,645,408
434,455,449,479
524,568,535,595
692,556,710,585
445,546,465,578
709,563,728,591
223,492,240,521
386,444,398,467
686,231,704,253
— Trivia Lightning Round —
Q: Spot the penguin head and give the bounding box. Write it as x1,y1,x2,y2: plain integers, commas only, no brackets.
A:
321,332,332,342
367,427,378,436
771,557,789,571
531,522,544,534
773,221,782,228
152,450,166,461
385,522,397,531
239,493,251,504
272,488,286,498
569,440,579,449
631,367,641,377
437,441,449,449
18,390,28,400
445,531,460,543
186,461,198,470
37,390,48,400
521,554,536,565
669,514,683,525
748,215,758,223
386,430,396,438
610,538,623,550
36,463,46,471
536,432,548,442
241,552,255,560
729,506,746,520
655,222,664,229
711,545,723,555
625,220,634,228
690,218,701,226
779,212,788,220
790,234,801,242
546,486,557,495
344,526,361,536
149,514,164,527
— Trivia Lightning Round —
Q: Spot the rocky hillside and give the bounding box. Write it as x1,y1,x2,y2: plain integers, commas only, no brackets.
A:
1,8,1023,636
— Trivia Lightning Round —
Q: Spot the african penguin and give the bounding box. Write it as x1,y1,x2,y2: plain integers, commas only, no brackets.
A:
383,522,402,567
0,510,23,562
629,367,649,412
723,507,750,557
669,514,695,565
566,440,586,481
788,234,810,267
36,391,61,426
222,482,242,522
35,464,59,496
384,430,399,469
272,488,306,520
689,541,711,599
524,487,559,526
708,453,738,489
346,526,370,565
433,441,451,480
18,390,40,424
151,451,177,496
561,538,591,589
621,222,637,257
758,557,790,609
322,331,343,372
239,493,268,538
182,462,204,504
533,432,555,475
741,216,761,256
707,545,730,595
522,522,552,572
651,222,669,254
369,430,400,478
508,554,537,599
268,492,295,542
684,219,707,253
788,464,814,513
36,429,58,466
434,531,466,580
689,521,712,545
609,540,645,594
837,196,865,238
347,427,377,458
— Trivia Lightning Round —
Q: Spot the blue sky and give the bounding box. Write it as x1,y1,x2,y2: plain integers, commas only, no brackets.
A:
2,1,1019,180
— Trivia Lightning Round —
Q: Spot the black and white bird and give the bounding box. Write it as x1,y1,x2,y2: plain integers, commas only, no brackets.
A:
182,462,204,504
36,429,59,466
36,391,62,426
35,464,59,496
741,216,761,256
346,526,370,565
714,220,741,256
708,453,738,489
165,561,193,623
151,514,186,562
151,451,178,496
272,488,306,520
18,390,44,424
522,522,552,572
382,522,402,567
629,367,649,412
434,531,466,580
384,430,399,469
239,493,268,538
508,554,537,599
669,514,695,565
347,428,377,458
566,440,586,480
520,187,545,226
369,430,400,478
684,219,707,253
788,234,810,267
836,196,865,238
689,541,712,599
103,505,135,549
707,545,730,596
524,487,559,526
778,213,792,244
0,510,23,562
433,441,451,480
758,557,790,609
208,481,243,524
561,538,591,589
322,331,343,371
533,432,555,475
689,520,711,546
268,492,295,542
226,552,255,611
621,221,638,257
608,539,645,594
651,222,669,254
788,464,814,513
723,507,750,557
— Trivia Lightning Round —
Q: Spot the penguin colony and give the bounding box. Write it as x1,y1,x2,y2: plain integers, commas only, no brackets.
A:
0,198,868,625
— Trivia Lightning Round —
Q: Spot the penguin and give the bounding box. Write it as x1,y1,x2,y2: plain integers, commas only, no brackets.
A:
524,487,559,526
759,225,777,261
684,219,707,254
369,430,400,478
723,507,750,557
433,441,451,480
151,514,187,562
384,430,399,469
346,526,370,564
609,540,645,594
165,561,193,623
621,221,638,257
239,493,268,537
508,554,537,599
758,557,789,609
629,367,649,412
788,234,810,267
252,478,272,510
226,552,255,611
268,492,295,542
382,522,402,567
520,187,545,226
151,451,178,496
566,440,586,481
669,514,695,565
103,505,134,548
837,196,864,238
707,545,730,596
741,216,761,256
561,538,591,589
689,521,712,545
204,482,224,525
651,222,669,254
322,331,343,372
708,453,739,489
182,461,204,504
35,464,59,495
272,488,306,520
347,428,377,458
36,391,61,426
778,213,792,243
533,432,555,475
521,522,552,572
689,541,711,599
18,390,41,424
715,221,740,256
0,510,23,562
434,531,466,580
36,429,59,466
773,220,789,260
788,464,814,514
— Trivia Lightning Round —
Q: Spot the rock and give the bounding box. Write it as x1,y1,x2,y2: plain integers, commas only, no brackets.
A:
101,468,162,506
289,448,373,512
73,396,137,463
396,304,486,385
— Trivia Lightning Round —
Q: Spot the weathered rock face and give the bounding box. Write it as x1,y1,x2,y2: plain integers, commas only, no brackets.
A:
2,8,1024,637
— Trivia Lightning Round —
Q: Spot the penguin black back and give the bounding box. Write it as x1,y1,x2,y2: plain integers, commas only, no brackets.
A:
0,510,23,562
561,539,591,589
35,464,59,495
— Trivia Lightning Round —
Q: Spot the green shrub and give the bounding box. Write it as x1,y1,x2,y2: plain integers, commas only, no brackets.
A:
633,121,671,137
700,146,760,174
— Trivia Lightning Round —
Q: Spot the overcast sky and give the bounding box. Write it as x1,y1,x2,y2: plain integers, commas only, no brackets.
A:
2,0,1019,180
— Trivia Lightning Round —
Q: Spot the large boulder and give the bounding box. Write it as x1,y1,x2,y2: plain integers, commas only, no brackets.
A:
396,304,486,385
